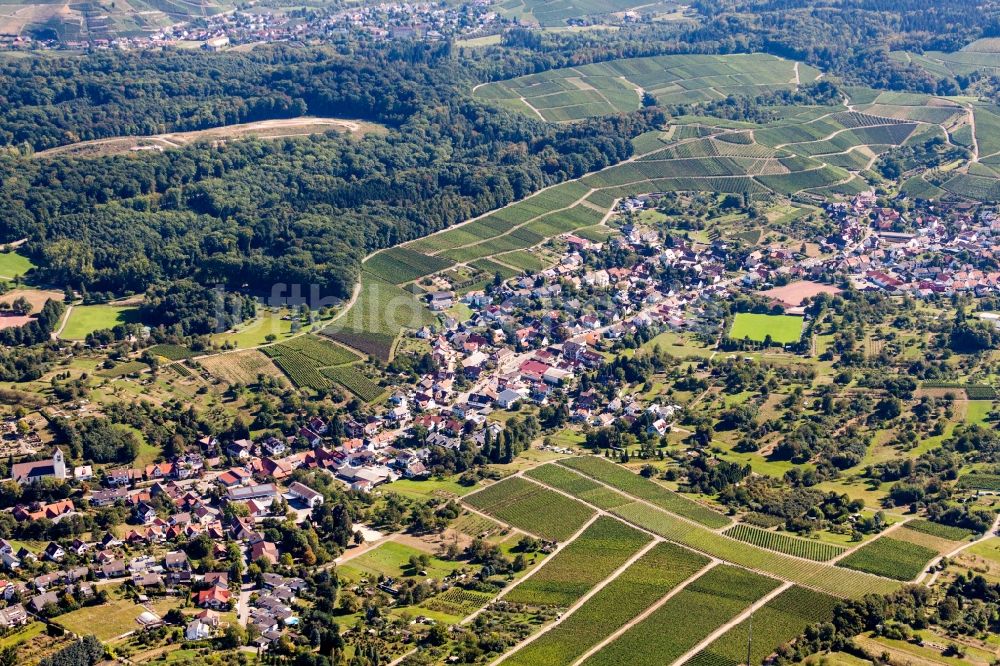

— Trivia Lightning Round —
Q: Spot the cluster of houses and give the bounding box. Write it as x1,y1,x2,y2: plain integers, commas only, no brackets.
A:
3,0,504,51
826,193,1000,296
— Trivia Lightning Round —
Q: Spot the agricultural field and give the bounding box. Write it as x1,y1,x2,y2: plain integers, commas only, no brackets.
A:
364,247,455,285
556,457,731,528
729,313,804,344
198,349,286,385
321,364,385,402
683,586,842,666
495,0,680,26
527,467,900,598
261,334,362,391
836,535,938,580
525,464,635,510
503,542,709,666
475,54,813,121
504,517,650,606
337,541,459,583
323,271,437,361
463,476,596,541
579,565,781,666
724,524,845,561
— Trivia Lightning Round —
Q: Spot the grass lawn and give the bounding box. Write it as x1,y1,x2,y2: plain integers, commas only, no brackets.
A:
0,621,44,648
0,250,35,278
211,309,295,348
729,312,804,344
337,541,461,583
384,477,478,500
60,305,141,340
967,399,993,425
56,596,182,641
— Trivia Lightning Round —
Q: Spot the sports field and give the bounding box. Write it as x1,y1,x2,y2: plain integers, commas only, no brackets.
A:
729,313,804,344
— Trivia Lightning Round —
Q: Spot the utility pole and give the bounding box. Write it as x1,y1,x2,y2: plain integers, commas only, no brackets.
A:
745,611,754,666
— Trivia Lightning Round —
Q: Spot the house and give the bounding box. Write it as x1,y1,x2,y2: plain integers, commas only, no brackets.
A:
217,467,252,488
0,603,27,628
496,388,524,408
135,503,158,524
100,560,128,578
11,448,67,484
164,551,190,571
0,540,20,570
196,584,231,610
74,465,93,481
250,541,279,565
14,499,75,522
186,617,214,640
227,439,253,459
29,591,59,614
287,482,323,508
43,542,65,563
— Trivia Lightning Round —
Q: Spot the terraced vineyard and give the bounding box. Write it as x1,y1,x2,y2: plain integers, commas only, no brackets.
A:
579,565,781,666
504,517,650,606
475,54,817,121
724,524,845,562
464,476,596,541
503,542,710,666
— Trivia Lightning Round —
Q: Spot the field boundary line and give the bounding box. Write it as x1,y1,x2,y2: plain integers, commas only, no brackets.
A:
492,535,663,666
458,510,601,626
668,580,794,666
567,559,720,666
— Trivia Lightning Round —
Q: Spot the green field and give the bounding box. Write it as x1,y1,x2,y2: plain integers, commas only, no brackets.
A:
0,250,35,278
557,457,731,528
724,524,845,561
729,312,804,344
580,565,781,666
476,54,811,121
211,309,294,347
338,541,459,582
683,586,841,666
59,304,141,340
464,476,596,541
321,364,385,402
836,536,938,581
505,542,709,666
526,463,900,598
323,271,437,361
505,517,650,606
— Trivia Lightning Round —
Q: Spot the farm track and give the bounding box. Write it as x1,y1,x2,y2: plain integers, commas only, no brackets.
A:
492,537,665,666
918,512,1000,586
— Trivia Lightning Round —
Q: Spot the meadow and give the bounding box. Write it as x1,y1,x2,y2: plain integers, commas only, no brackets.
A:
0,250,35,278
503,542,710,666
504,517,650,606
59,304,141,340
464,476,596,541
580,565,781,666
729,313,804,344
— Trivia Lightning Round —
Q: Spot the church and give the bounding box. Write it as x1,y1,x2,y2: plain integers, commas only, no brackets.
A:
11,448,67,485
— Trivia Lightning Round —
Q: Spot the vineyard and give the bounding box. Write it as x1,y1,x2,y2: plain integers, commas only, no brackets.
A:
364,247,455,285
420,587,493,619
579,565,781,666
525,464,634,510
322,364,385,402
503,542,710,666
836,536,938,580
464,476,596,541
683,586,841,666
724,524,845,561
556,457,731,528
504,517,650,607
527,463,899,598
958,472,1000,491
